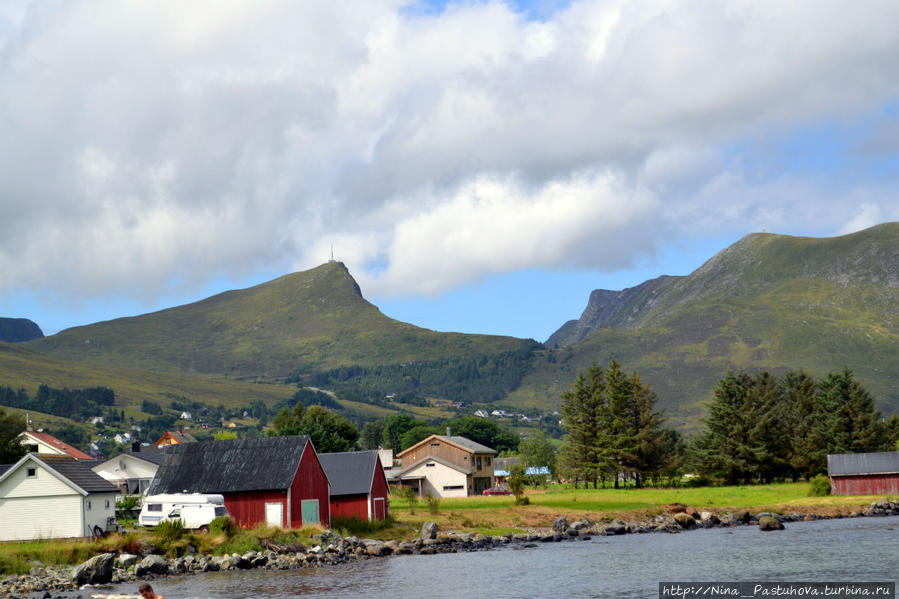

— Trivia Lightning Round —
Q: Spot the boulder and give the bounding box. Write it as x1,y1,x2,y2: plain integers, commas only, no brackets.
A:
603,523,626,535
673,512,696,529
135,554,169,577
552,516,569,533
699,511,719,524
420,522,438,541
758,516,785,531
118,553,139,568
732,510,751,523
72,553,116,585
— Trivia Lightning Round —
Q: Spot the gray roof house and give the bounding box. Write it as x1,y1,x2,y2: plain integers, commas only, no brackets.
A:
319,450,390,521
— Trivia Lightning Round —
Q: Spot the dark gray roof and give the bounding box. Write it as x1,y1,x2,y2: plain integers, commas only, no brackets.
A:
149,435,310,494
827,452,899,476
38,456,119,494
444,436,496,455
121,450,166,466
319,451,380,496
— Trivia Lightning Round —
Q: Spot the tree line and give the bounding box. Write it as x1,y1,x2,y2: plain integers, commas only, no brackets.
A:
557,360,682,488
688,369,896,483
0,384,115,420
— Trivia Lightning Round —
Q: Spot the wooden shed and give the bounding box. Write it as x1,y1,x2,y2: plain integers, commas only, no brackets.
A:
319,450,390,522
149,435,330,528
827,451,899,495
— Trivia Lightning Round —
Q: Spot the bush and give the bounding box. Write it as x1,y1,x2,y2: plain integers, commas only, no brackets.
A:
331,514,397,536
209,516,237,537
426,495,440,515
154,519,185,544
808,474,832,496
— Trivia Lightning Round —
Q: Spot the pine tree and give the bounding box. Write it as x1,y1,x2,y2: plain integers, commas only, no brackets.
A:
558,365,606,488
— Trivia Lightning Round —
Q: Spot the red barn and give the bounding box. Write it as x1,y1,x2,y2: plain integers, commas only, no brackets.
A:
827,451,899,495
149,435,330,528
319,450,389,521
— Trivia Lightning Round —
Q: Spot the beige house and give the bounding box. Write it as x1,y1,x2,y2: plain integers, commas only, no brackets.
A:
390,435,496,497
0,454,118,541
17,430,93,459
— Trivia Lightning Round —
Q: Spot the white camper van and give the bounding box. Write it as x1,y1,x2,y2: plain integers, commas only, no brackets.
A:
139,493,228,530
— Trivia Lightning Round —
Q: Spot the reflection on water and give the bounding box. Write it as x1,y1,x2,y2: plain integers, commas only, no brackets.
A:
89,516,899,599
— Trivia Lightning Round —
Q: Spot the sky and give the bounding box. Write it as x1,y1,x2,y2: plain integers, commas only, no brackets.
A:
1,0,898,342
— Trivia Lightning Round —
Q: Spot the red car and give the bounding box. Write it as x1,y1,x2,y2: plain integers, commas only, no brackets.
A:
482,486,513,496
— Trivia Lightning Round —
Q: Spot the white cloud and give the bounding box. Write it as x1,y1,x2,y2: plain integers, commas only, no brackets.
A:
1,0,898,306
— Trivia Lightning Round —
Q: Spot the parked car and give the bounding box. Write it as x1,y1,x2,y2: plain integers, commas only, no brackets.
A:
482,486,513,496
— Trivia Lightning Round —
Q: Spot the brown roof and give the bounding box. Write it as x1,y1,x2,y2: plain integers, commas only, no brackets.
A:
22,431,93,460
395,434,496,458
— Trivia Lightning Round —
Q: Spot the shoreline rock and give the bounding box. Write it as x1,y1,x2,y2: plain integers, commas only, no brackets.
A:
5,498,899,598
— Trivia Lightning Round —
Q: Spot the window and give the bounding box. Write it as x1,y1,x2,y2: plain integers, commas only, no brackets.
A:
87,501,92,510
26,444,38,453
476,457,482,469
426,463,435,467
442,485,464,491
105,499,111,509
25,467,37,478
430,443,440,447
147,504,162,512
486,457,491,466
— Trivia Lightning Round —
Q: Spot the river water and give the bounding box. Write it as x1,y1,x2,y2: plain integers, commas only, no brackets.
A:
90,516,899,599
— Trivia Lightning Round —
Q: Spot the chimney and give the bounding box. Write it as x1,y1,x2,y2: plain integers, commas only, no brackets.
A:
132,441,141,452
446,427,451,437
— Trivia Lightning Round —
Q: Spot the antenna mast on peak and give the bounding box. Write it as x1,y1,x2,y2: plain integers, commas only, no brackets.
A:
329,245,335,263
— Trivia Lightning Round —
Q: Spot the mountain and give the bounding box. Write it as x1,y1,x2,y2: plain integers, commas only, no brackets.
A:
0,318,44,343
516,223,899,429
24,262,533,381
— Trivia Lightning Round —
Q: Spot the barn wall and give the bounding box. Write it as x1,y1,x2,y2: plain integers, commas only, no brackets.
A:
290,443,331,527
224,490,286,528
331,494,369,520
370,462,390,520
830,474,899,495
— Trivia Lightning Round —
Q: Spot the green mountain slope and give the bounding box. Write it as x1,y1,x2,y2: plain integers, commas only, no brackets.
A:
24,262,532,381
516,223,899,430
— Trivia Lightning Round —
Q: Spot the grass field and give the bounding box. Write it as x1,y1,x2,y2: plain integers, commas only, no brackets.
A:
384,483,883,537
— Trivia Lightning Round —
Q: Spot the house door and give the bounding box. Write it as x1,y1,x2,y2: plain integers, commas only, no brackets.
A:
301,499,319,526
373,497,386,520
265,502,283,527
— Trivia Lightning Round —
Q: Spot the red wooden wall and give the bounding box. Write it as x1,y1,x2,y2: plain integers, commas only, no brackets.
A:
223,490,287,528
370,460,390,519
289,442,331,527
830,474,899,495
331,494,370,520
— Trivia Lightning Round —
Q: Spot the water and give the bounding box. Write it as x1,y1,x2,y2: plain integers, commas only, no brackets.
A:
90,516,899,599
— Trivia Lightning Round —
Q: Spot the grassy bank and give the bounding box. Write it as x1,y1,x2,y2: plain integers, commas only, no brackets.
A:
0,483,884,576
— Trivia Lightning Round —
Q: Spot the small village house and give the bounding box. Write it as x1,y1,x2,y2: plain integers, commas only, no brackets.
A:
154,430,198,447
149,435,330,528
827,451,899,495
91,443,165,495
18,429,93,460
319,450,390,521
0,454,118,541
389,434,496,497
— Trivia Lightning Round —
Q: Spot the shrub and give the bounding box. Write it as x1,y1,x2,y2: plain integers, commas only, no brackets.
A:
425,495,440,515
209,516,237,537
332,514,397,536
154,519,185,545
808,474,832,496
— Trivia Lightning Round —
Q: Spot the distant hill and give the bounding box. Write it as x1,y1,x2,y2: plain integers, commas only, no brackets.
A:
517,223,899,429
24,262,533,381
0,318,43,343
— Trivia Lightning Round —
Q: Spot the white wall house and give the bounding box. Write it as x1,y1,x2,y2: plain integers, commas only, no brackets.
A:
388,456,472,498
17,430,94,459
0,454,118,541
91,451,164,495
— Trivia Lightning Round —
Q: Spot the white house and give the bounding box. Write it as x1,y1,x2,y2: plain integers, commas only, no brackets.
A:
387,456,472,498
0,454,119,541
91,449,165,495
17,430,93,460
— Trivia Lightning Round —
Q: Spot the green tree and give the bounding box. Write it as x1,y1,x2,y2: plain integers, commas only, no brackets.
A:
381,414,419,450
813,369,886,459
399,425,442,451
508,463,528,505
518,431,556,487
445,416,519,453
558,365,606,488
213,430,238,441
360,420,386,449
269,404,359,452
0,407,28,464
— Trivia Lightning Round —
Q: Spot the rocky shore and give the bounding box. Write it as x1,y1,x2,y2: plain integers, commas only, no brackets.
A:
5,498,899,599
